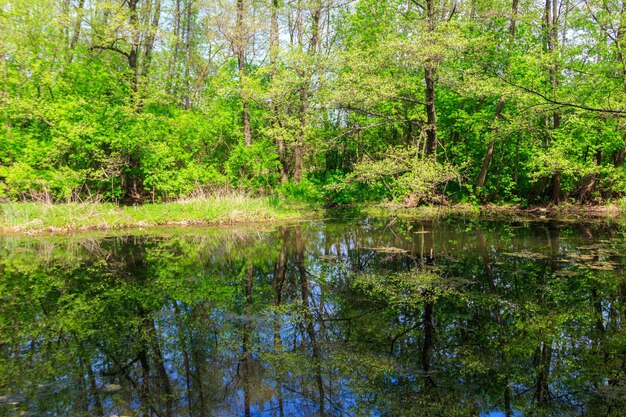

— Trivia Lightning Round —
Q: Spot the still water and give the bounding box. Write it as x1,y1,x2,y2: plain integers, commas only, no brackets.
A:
1,216,626,416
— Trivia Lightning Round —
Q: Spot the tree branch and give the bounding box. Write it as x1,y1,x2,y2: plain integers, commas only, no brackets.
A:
90,44,130,59
344,106,424,125
500,77,626,115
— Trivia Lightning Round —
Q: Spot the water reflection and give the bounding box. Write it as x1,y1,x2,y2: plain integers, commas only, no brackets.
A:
1,218,626,416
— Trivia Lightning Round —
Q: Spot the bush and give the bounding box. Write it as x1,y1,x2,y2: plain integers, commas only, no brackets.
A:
278,177,321,204
225,140,281,190
0,163,84,202
327,147,459,205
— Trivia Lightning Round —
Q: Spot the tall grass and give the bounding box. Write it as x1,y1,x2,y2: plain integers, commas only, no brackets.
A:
0,192,306,233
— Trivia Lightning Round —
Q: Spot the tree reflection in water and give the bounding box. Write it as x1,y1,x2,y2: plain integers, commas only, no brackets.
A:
1,218,626,416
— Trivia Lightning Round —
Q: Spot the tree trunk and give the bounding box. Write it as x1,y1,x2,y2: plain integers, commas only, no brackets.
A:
168,0,181,96
476,141,495,191
190,305,208,417
424,0,437,158
509,0,519,39
543,0,562,205
476,100,505,192
128,0,140,94
67,0,86,62
142,0,162,78
549,172,561,204
615,135,626,167
424,66,437,157
294,1,322,182
184,0,192,109
237,0,252,146
270,0,288,182
86,356,104,417
138,348,151,417
476,0,518,192
614,2,626,167
577,148,602,203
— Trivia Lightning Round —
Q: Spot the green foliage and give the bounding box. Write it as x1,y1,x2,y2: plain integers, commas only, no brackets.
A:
2,0,626,208
278,177,321,203
331,147,460,204
313,170,368,205
0,163,83,202
225,140,281,190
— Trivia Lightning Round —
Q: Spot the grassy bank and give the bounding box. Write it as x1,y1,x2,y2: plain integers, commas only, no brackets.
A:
362,202,626,222
3,196,625,235
0,195,311,234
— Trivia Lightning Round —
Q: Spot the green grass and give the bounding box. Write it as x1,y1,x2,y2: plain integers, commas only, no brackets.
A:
362,201,626,223
0,194,310,234
362,204,481,220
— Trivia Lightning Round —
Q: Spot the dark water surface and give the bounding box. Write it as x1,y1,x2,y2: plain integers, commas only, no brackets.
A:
1,217,626,416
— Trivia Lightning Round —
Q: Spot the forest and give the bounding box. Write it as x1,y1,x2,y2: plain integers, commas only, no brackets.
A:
2,0,626,208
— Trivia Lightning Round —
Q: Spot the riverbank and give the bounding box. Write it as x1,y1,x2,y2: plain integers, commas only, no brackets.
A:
2,198,624,235
363,202,626,222
0,195,312,234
